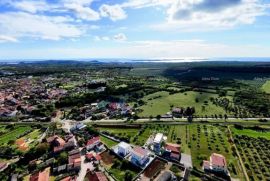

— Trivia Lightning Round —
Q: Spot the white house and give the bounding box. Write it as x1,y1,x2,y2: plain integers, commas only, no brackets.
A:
153,133,164,153
131,147,149,166
117,142,131,157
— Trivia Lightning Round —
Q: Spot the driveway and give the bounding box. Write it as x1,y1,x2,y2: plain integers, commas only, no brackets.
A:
76,155,95,181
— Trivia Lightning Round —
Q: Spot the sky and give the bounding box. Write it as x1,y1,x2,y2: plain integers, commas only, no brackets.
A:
0,0,270,60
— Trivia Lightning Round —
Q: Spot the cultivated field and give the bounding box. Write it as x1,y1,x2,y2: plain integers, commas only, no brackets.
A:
233,128,270,181
0,126,32,145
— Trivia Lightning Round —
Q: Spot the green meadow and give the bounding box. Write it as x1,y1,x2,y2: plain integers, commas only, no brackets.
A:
138,91,230,117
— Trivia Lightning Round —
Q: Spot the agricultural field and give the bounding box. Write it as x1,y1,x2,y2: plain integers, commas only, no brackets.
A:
188,125,243,179
137,91,231,117
0,125,32,146
262,80,270,94
234,134,270,181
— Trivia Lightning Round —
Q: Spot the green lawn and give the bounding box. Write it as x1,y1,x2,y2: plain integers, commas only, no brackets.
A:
100,135,118,148
138,91,230,117
262,80,270,93
232,127,270,140
0,126,31,145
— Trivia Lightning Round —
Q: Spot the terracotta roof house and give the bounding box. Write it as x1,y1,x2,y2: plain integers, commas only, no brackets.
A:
86,136,101,150
203,153,228,174
165,143,181,161
30,167,50,181
68,152,81,171
86,171,108,181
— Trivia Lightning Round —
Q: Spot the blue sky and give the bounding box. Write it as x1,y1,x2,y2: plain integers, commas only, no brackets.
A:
0,0,270,60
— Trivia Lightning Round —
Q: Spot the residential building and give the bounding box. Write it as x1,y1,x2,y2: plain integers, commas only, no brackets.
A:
164,143,181,161
203,153,228,174
68,151,81,171
117,142,131,157
30,167,50,181
86,136,101,150
153,133,164,153
131,147,149,166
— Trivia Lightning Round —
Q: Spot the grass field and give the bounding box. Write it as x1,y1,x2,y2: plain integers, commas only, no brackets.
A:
262,80,270,93
232,127,270,140
0,126,31,145
138,91,230,117
100,135,118,148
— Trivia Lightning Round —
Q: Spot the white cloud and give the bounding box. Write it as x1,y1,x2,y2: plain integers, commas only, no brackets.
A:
100,4,127,21
0,12,83,40
0,35,18,43
121,0,174,8
163,0,268,30
94,33,127,41
113,33,127,41
10,0,50,13
62,0,94,6
64,3,100,21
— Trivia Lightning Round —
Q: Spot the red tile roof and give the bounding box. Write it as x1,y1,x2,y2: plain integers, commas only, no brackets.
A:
95,154,101,161
211,153,226,167
86,153,94,160
132,147,148,158
30,167,50,181
203,160,210,169
165,143,180,154
87,136,100,146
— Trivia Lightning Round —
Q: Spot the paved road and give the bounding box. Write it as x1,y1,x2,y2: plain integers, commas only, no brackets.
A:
1,117,270,126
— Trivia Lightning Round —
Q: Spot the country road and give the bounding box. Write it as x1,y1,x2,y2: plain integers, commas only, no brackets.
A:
1,117,270,126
